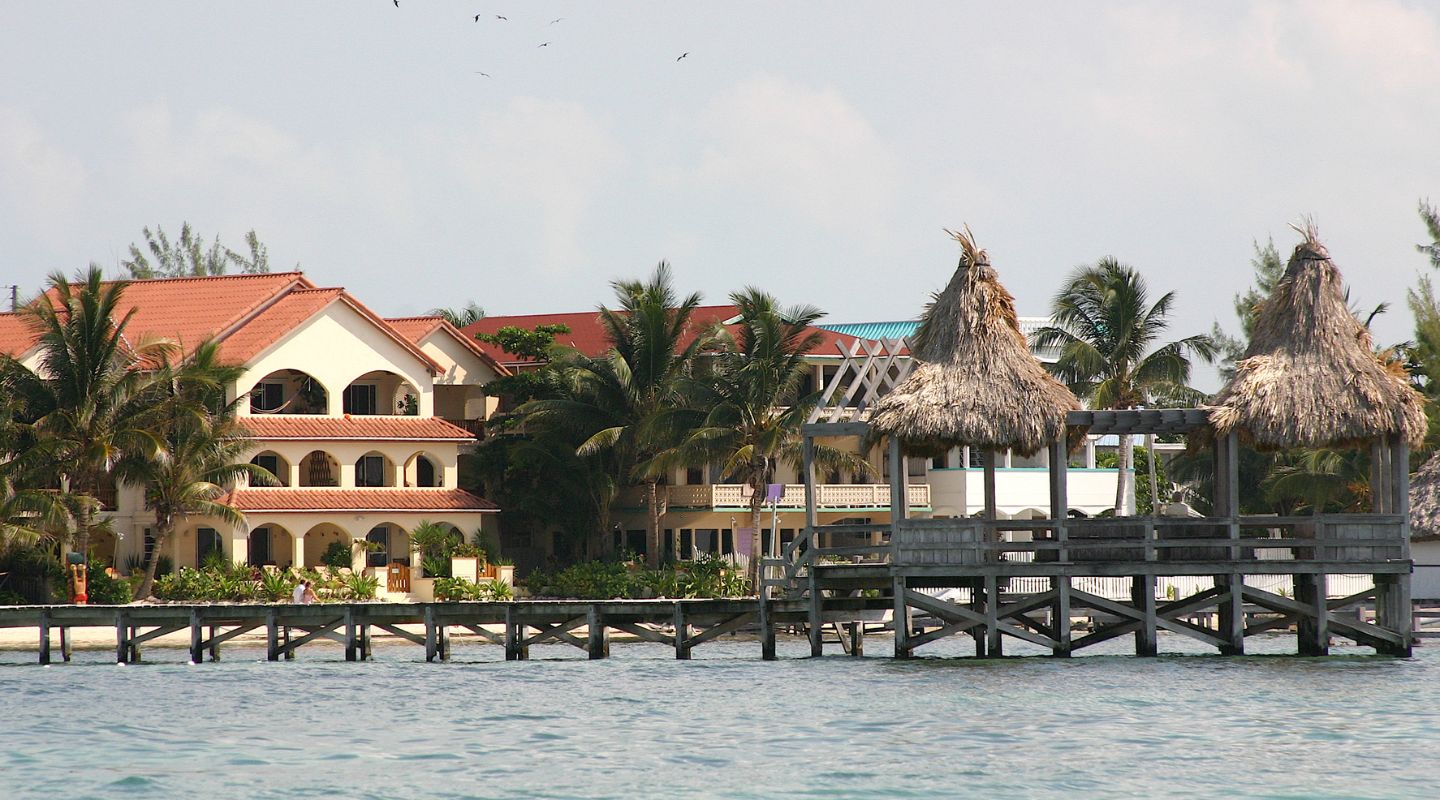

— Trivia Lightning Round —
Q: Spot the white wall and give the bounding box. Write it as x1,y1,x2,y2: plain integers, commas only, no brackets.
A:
237,301,434,417
926,467,1133,517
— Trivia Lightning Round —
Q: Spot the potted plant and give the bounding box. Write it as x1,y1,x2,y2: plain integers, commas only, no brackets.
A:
449,542,487,583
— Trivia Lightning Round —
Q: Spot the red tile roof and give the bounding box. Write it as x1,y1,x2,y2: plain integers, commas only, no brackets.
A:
226,487,497,512
385,315,510,376
0,313,36,358
240,415,475,440
0,272,314,359
0,272,443,374
218,287,343,364
462,305,869,366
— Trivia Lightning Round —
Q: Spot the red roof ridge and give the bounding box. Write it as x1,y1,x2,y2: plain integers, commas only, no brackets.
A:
240,415,477,440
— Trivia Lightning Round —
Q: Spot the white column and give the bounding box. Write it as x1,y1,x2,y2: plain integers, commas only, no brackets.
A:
230,530,249,566
1085,439,1096,469
287,462,301,488
292,534,306,569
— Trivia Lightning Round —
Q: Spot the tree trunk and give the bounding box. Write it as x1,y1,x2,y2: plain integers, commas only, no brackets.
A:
749,488,765,592
1114,432,1131,515
644,480,662,568
134,517,172,600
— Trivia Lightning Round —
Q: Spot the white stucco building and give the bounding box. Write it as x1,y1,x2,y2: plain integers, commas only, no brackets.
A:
0,272,506,583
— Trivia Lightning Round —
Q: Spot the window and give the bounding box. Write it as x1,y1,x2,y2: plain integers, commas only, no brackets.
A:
250,382,284,413
366,527,389,567
685,466,704,485
252,454,281,484
344,384,378,415
249,527,272,566
416,457,437,488
356,455,386,487
197,527,222,567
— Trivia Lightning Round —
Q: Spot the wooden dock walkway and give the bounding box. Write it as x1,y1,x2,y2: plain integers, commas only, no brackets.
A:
0,598,889,665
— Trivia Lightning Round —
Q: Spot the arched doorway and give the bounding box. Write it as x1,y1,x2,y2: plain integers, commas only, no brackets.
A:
248,369,329,415
250,451,292,487
404,452,442,487
248,524,295,567
354,451,395,487
344,370,421,416
303,523,351,569
299,451,340,487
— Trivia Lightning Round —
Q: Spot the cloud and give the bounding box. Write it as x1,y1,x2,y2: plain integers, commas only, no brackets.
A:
0,107,88,249
447,97,625,274
688,75,900,234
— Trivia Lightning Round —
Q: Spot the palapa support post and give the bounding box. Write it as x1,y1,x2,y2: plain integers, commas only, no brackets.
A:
504,604,527,661
1296,573,1330,656
984,573,1003,658
282,625,294,660
847,621,864,657
1052,576,1072,658
1132,575,1158,657
893,577,911,659
587,606,609,660
345,608,359,662
60,625,71,662
807,569,823,657
1383,434,1414,657
266,609,281,662
38,610,51,665
758,584,776,661
673,603,691,660
190,609,205,664
208,625,219,662
1216,574,1245,656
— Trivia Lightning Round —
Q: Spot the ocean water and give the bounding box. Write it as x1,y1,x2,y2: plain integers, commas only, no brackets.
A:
1,633,1436,800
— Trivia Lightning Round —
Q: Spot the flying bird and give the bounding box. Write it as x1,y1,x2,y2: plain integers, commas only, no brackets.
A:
495,14,507,20
474,14,481,21
393,0,398,6
676,52,688,61
538,41,550,47
549,18,564,24
474,71,490,77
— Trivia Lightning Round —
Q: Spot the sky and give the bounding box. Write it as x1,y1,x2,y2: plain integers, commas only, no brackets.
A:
2,2,1438,391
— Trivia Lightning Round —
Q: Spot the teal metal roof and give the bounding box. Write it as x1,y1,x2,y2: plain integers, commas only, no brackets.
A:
818,321,918,340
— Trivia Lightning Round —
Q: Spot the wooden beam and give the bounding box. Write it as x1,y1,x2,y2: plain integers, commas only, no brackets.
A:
674,604,691,660
587,606,609,659
893,577,911,659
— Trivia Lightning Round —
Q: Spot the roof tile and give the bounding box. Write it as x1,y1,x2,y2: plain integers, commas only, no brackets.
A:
226,487,497,512
240,415,476,440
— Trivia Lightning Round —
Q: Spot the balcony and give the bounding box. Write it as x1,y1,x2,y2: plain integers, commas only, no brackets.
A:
628,483,930,511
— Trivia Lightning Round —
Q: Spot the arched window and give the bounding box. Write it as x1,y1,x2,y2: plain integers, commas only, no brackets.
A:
344,371,421,416
355,452,393,487
300,451,340,487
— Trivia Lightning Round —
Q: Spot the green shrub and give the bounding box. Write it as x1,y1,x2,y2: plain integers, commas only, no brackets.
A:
338,571,380,601
259,569,295,601
525,556,750,600
86,561,133,605
434,576,513,601
320,541,352,569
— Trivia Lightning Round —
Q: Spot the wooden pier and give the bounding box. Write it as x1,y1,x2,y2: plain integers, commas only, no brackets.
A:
0,597,889,665
761,412,1416,660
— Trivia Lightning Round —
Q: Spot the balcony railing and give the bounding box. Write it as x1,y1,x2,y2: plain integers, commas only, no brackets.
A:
655,483,929,510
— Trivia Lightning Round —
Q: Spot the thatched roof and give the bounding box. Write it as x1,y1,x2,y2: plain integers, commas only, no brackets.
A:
1210,224,1426,450
868,228,1079,457
1411,452,1440,540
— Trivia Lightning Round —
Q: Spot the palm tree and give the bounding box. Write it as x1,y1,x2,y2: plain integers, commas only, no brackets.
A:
0,397,73,551
519,263,710,566
428,301,486,328
0,268,172,555
1034,259,1216,515
676,289,860,585
118,340,276,599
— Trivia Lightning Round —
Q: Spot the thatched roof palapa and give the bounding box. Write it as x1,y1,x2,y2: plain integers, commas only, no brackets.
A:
868,227,1079,457
1409,452,1440,540
1209,223,1426,451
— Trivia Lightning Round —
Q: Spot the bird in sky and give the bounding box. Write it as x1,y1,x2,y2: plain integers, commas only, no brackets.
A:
474,71,490,77
550,18,564,24
393,0,398,6
538,42,550,47
474,14,481,21
495,14,507,20
676,52,689,61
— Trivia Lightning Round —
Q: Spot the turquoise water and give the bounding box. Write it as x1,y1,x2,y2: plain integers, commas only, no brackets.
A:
1,634,1436,799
